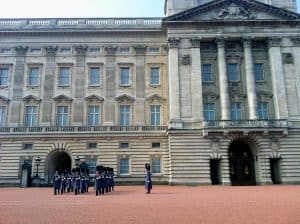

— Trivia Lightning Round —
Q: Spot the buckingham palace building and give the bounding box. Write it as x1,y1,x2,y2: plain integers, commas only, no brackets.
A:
0,0,300,186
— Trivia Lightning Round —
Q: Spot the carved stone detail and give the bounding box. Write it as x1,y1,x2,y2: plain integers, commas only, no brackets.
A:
43,46,58,56
22,95,41,104
104,45,117,55
0,95,10,104
282,53,294,64
230,93,246,102
15,46,28,56
115,94,135,103
203,92,219,103
209,137,221,159
257,91,273,101
84,94,104,103
190,37,201,48
268,36,282,48
216,3,255,20
241,36,253,48
74,45,88,56
215,36,227,48
168,37,180,48
291,36,300,47
270,137,281,158
53,94,73,103
181,54,191,65
146,94,165,103
133,45,147,55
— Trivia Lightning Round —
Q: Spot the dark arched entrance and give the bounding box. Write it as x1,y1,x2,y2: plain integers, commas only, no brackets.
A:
46,151,71,184
229,140,256,186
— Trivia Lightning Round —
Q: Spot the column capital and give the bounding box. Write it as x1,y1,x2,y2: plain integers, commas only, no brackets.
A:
14,46,28,56
241,36,253,48
291,36,300,47
168,37,180,48
133,44,147,55
215,36,227,48
74,45,88,56
190,37,201,48
43,46,58,56
268,36,282,48
104,45,118,55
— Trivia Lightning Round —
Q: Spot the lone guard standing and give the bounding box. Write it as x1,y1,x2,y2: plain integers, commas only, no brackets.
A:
145,163,152,194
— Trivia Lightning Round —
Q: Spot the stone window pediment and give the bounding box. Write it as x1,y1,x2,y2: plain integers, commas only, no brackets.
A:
230,93,246,102
257,91,273,101
53,94,73,103
115,94,135,103
203,92,219,102
146,94,165,103
0,95,10,104
22,95,41,104
84,94,104,103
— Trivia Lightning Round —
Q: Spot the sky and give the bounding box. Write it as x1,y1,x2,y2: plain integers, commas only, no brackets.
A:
0,0,299,18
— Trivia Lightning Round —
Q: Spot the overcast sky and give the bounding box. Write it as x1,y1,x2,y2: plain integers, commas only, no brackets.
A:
0,0,299,18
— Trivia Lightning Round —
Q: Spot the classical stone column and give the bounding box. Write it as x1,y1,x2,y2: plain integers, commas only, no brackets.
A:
168,37,182,128
190,37,203,122
291,36,300,114
268,37,288,119
216,37,230,120
242,37,258,120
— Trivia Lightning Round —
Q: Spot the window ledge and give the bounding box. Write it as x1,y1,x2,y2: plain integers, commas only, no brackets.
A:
149,84,160,88
119,84,131,88
0,85,8,89
88,84,102,88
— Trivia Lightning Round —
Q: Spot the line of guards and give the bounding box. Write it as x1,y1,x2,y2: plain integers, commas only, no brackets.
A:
53,166,114,196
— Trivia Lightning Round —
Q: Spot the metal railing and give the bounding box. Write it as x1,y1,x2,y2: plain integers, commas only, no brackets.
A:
203,119,288,128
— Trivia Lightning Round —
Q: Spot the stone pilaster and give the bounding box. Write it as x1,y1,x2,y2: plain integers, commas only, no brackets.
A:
216,37,230,120
168,37,182,128
268,37,288,119
190,37,203,122
242,37,258,120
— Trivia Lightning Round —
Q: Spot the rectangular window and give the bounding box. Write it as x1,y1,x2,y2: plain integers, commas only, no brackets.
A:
28,67,40,86
23,144,33,150
89,47,101,53
88,143,97,149
120,105,130,126
120,142,129,149
0,68,9,86
228,63,239,81
257,102,269,120
87,159,97,174
120,67,130,86
202,64,213,82
204,103,215,121
150,67,160,85
152,142,160,148
231,103,242,121
88,105,100,126
58,67,70,86
120,47,130,53
120,158,129,175
254,63,264,81
89,67,100,85
150,105,161,125
25,106,37,127
152,158,161,174
56,106,69,126
0,106,6,127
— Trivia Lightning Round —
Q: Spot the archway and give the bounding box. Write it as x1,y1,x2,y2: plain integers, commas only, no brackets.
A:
229,139,256,186
46,150,72,184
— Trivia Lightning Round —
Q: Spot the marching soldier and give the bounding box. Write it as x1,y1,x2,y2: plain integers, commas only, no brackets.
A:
60,172,67,194
66,171,73,193
95,170,101,196
74,169,81,195
53,171,61,195
145,163,152,194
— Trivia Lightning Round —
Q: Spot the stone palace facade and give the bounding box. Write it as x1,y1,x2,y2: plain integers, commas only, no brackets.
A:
0,0,300,186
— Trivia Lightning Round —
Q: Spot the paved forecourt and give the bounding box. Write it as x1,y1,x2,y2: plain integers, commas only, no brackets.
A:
0,185,299,224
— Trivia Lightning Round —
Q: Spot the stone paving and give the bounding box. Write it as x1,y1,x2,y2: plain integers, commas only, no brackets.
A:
0,185,299,224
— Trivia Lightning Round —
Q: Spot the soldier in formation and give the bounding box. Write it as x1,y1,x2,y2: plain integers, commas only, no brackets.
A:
94,166,115,196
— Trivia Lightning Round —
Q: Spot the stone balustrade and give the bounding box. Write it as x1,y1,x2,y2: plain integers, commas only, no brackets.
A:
203,119,288,128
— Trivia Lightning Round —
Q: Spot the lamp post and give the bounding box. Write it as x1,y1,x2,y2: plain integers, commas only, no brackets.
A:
35,156,41,177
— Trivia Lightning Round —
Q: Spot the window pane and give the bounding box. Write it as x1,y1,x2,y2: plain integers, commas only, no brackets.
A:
0,68,9,86
59,67,70,85
57,106,68,126
202,64,213,82
0,106,6,127
254,63,264,81
228,63,239,81
120,105,130,126
204,103,215,121
88,105,100,126
152,158,161,174
150,105,161,125
25,106,37,127
89,67,100,85
150,67,160,85
120,158,129,174
28,67,39,86
120,67,129,85
231,103,242,120
257,102,269,120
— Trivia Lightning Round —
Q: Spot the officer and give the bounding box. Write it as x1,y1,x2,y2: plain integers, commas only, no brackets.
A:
95,169,101,196
145,163,152,194
53,171,61,195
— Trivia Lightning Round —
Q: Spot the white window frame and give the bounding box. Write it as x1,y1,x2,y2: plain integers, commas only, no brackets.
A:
227,63,240,82
88,105,100,126
150,105,161,126
27,66,40,87
257,102,269,120
25,106,38,127
56,106,69,126
119,67,131,86
119,105,130,126
89,66,101,86
119,157,130,175
151,157,162,174
58,66,71,86
202,64,213,83
150,67,160,86
204,103,216,121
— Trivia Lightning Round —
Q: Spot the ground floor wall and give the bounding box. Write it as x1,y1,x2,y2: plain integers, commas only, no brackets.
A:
0,129,299,186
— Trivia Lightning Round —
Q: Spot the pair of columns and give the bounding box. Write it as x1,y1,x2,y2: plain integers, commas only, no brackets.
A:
168,36,288,125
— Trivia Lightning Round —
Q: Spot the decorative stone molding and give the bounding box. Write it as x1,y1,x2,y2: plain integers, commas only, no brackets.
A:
203,92,219,103
241,36,253,48
74,45,88,56
104,45,117,55
22,95,41,104
84,94,104,103
257,91,273,101
215,36,227,48
181,54,191,65
209,137,221,159
268,36,282,48
168,37,180,48
43,46,58,56
133,45,147,55
161,44,168,52
114,94,135,103
216,3,255,20
229,82,241,93
53,94,73,103
0,95,10,104
291,36,300,47
282,53,294,64
190,37,201,48
15,46,28,56
269,137,281,159
146,94,165,103
230,93,246,102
